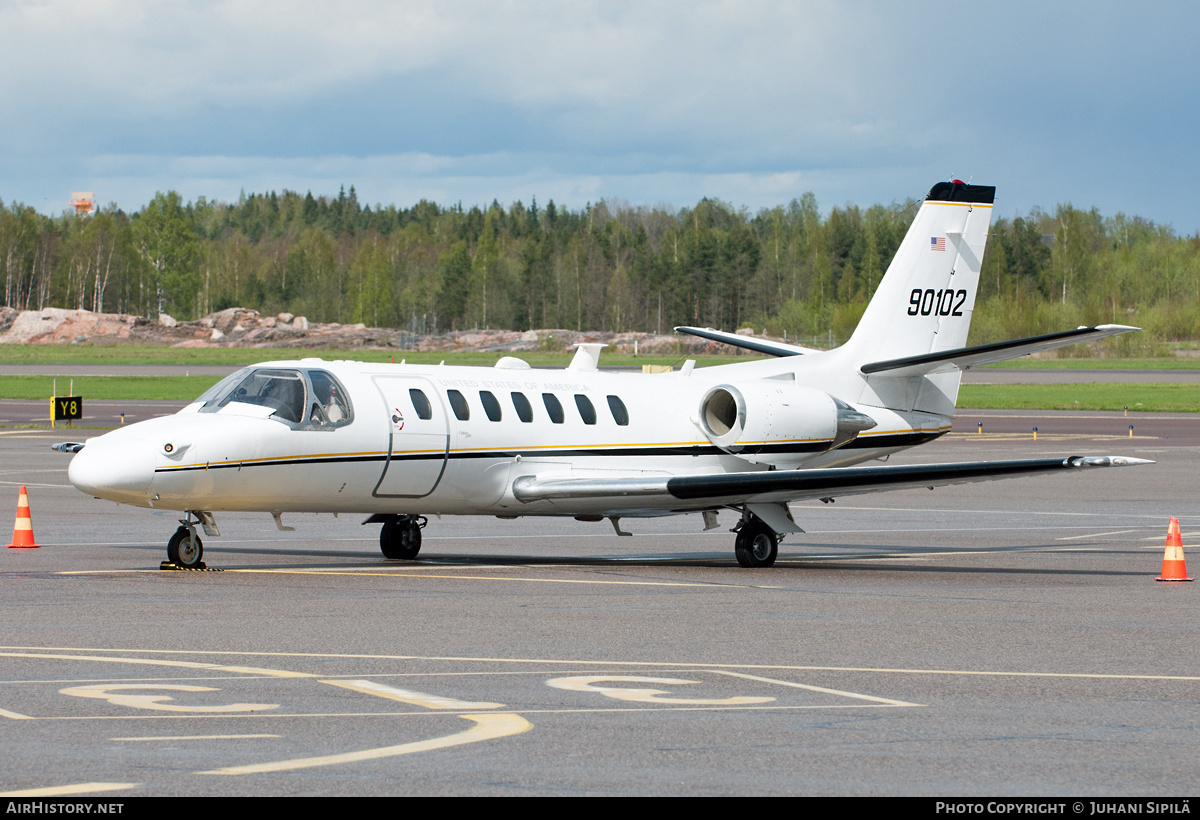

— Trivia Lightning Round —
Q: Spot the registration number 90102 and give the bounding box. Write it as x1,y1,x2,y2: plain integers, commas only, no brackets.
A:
908,288,967,317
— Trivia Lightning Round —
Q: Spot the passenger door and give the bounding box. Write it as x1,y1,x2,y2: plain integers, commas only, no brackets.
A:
372,376,449,498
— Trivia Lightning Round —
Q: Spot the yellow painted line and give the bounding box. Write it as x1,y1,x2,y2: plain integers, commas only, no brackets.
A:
322,679,502,710
112,734,280,741
0,782,138,797
706,669,921,707
0,707,32,719
0,651,313,679
946,432,1154,441
0,704,919,723
1056,529,1145,541
229,568,754,588
7,646,1197,683
927,200,993,208
198,713,532,776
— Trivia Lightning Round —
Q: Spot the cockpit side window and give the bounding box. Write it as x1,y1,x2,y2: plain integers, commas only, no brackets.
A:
307,370,354,429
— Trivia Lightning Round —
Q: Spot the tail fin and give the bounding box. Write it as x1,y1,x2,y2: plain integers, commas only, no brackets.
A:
835,181,995,415
843,180,995,363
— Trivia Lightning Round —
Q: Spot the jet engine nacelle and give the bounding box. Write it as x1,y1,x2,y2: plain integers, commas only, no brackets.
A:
697,382,876,468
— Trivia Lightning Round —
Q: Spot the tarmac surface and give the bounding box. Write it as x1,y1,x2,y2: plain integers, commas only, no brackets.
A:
1,410,1197,796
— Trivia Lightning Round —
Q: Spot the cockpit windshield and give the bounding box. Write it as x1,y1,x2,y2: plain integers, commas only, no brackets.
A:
195,367,353,429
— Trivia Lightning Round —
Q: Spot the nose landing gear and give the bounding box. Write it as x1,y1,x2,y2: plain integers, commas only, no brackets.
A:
167,524,204,568
164,511,217,569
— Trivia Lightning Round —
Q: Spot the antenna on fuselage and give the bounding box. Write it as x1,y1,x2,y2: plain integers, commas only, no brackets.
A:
567,343,607,371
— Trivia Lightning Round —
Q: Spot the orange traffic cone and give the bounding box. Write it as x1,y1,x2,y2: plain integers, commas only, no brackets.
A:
6,486,40,549
1156,517,1192,582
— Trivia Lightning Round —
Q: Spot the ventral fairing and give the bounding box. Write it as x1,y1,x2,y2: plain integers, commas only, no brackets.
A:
61,182,1149,568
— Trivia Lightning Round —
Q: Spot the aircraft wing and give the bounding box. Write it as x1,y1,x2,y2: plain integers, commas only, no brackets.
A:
675,326,821,357
512,455,1151,509
860,325,1139,377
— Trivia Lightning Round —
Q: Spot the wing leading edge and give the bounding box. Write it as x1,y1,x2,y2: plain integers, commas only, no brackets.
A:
512,455,1152,509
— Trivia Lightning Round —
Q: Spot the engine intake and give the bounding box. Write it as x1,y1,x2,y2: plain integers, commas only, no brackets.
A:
698,382,876,467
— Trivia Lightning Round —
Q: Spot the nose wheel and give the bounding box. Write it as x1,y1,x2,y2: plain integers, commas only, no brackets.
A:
380,515,425,560
167,525,204,568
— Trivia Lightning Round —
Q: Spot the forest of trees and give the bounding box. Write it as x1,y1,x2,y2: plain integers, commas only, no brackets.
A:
3,185,1198,353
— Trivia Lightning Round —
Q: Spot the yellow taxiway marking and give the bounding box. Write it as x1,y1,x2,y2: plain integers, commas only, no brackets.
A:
61,684,279,713
707,669,922,707
0,651,312,679
0,707,31,719
546,675,774,706
113,734,280,741
0,705,909,722
322,679,503,710
229,568,755,588
199,713,532,776
945,432,1155,441
6,646,1199,683
0,782,138,797
1055,529,1146,541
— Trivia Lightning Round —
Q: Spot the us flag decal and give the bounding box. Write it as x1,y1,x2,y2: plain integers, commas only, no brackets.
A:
931,236,946,251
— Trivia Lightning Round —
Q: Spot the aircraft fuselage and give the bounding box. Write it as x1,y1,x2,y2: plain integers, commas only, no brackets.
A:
68,355,941,519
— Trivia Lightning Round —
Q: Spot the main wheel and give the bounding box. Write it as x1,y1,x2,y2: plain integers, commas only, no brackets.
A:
380,518,421,560
734,520,777,568
167,526,204,567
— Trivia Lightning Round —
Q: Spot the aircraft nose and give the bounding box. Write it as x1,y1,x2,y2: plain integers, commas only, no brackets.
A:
68,437,156,500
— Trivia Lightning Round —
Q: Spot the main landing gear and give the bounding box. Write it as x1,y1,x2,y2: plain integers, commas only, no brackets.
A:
380,515,427,560
733,515,779,568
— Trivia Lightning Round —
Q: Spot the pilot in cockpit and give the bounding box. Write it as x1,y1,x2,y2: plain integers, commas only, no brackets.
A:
309,371,349,426
261,376,304,423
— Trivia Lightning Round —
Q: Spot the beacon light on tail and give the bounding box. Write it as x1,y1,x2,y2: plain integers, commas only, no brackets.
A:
58,182,1150,569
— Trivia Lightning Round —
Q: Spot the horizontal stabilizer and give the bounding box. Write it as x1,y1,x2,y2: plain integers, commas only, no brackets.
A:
860,325,1139,376
675,326,820,357
513,456,1151,508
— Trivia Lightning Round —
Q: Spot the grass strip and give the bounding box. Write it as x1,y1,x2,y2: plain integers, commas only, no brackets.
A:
980,357,1200,370
959,383,1199,412
0,375,222,401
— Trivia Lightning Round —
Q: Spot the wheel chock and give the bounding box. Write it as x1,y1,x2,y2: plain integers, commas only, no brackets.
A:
159,560,220,571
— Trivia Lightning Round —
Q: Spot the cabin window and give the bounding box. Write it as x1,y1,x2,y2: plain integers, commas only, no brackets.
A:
480,390,502,421
511,392,534,423
607,395,629,426
409,388,432,420
542,393,565,424
574,394,597,425
447,389,470,421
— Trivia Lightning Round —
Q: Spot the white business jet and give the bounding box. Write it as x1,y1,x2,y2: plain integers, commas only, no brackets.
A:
61,181,1148,568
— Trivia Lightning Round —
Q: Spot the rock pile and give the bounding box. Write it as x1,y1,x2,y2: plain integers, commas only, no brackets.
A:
0,306,757,355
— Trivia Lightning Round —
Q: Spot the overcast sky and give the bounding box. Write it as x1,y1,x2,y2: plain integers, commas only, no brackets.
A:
2,1,1197,231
